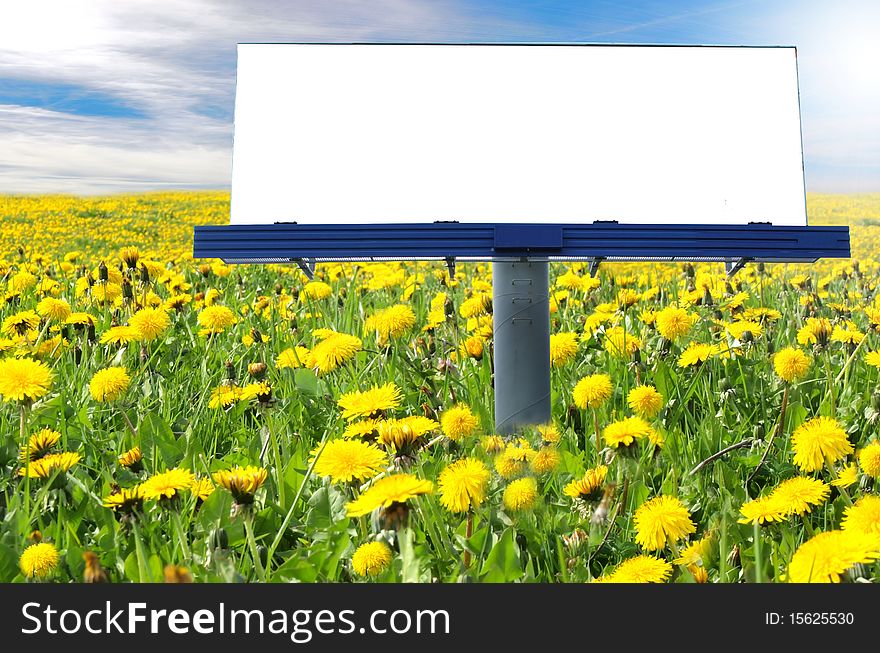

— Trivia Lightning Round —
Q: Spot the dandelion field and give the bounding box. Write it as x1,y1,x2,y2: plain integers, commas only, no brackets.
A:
2,192,880,584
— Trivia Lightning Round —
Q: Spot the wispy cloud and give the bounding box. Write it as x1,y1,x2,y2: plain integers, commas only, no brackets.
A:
0,0,466,193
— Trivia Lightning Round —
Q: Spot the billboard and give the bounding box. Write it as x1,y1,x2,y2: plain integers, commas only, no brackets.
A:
230,44,807,226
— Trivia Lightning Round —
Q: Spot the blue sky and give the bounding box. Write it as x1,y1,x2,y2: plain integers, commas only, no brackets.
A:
0,0,877,194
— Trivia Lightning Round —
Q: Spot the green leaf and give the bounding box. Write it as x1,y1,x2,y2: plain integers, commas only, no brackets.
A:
140,412,183,468
273,553,319,582
480,528,521,582
305,484,348,530
124,552,163,583
0,544,19,582
398,527,429,583
294,368,318,395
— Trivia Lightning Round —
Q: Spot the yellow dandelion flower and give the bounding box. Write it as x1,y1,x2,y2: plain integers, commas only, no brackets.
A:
141,468,196,501
865,351,880,368
364,304,416,344
627,385,663,418
858,441,880,478
19,428,61,462
773,347,811,383
89,366,131,402
197,305,237,334
603,416,656,449
597,555,673,583
460,335,485,360
346,474,433,517
190,477,216,501
103,485,145,512
831,323,864,346
797,317,833,347
536,423,561,444
788,530,880,583
19,451,81,479
738,495,789,524
459,293,492,318
634,496,696,551
481,434,506,454
503,477,539,512
212,465,268,504
2,310,41,336
128,307,170,341
529,446,561,474
791,417,853,473
351,541,393,577
276,346,310,370
209,383,241,408
343,419,381,439
0,357,53,402
563,465,608,500
311,439,388,484
338,383,403,420
20,542,59,579
302,281,333,300
100,325,139,345
771,477,830,516
831,462,859,488
36,298,71,321
841,495,880,539
65,312,94,328
239,381,272,402
726,320,763,340
549,332,579,367
440,405,479,441
438,458,490,513
655,306,693,340
118,446,143,470
677,342,715,368
310,332,362,373
603,326,641,359
572,373,612,409
376,416,438,450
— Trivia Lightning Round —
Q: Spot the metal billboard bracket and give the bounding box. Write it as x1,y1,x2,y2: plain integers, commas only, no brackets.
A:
293,258,315,280
724,258,750,278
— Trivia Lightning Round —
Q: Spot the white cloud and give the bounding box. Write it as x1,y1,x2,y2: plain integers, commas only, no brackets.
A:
0,0,466,193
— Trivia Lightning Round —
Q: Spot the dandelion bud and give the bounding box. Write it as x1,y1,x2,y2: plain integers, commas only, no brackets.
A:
211,527,229,549
872,392,880,411
122,279,134,301
684,263,695,278
225,360,236,381
198,264,212,278
274,283,283,295
741,330,754,343
139,263,149,284
98,261,109,282
702,287,713,306
248,362,267,379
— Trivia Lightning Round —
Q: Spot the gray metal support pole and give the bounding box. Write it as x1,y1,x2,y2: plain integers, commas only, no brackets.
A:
492,260,552,434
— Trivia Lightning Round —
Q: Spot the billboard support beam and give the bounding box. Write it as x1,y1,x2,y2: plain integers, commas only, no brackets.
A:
492,260,552,434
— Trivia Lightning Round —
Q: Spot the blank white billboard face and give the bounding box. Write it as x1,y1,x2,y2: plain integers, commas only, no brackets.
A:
231,44,807,226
